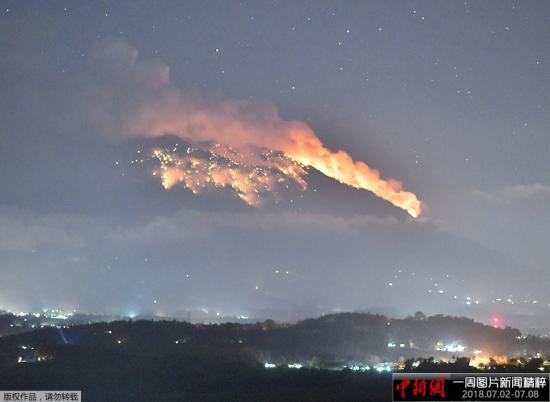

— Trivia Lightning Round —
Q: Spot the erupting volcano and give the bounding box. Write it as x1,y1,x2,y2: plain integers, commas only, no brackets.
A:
93,40,422,217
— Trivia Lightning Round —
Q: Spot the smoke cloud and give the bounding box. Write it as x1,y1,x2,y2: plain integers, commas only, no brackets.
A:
87,39,422,217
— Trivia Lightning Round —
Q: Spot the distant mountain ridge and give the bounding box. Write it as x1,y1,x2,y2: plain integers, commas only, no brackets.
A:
1,312,549,368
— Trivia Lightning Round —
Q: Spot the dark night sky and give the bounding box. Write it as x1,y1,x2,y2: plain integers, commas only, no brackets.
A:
0,1,548,329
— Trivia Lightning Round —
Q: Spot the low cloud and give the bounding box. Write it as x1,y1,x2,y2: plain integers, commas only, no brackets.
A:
0,207,87,252
107,209,401,245
0,205,401,252
501,183,550,199
473,183,550,202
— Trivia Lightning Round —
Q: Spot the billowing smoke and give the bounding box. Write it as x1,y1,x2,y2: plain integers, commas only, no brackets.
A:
88,40,422,217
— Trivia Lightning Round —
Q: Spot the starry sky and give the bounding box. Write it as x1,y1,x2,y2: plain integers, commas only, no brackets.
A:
1,1,549,329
